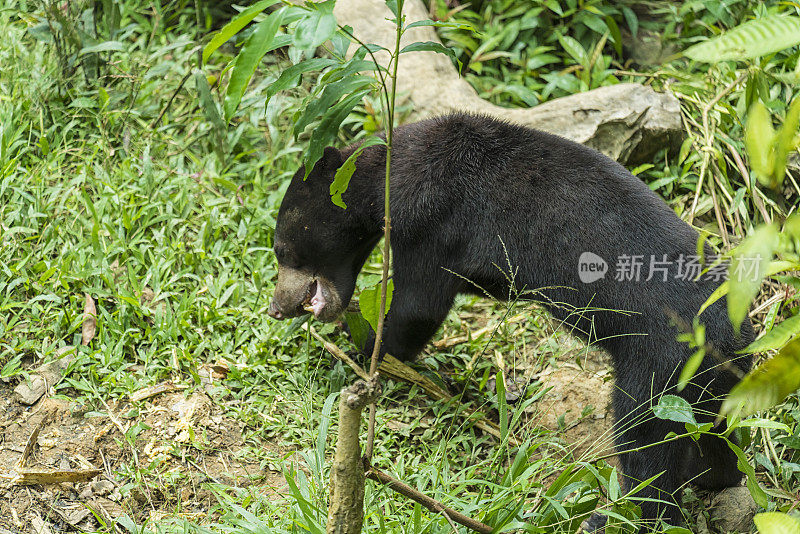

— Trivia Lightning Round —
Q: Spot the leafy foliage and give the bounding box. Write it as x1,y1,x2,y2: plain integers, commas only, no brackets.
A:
684,15,800,62
359,279,395,333
754,512,800,534
745,98,800,189
722,338,800,419
330,136,386,209
437,0,625,105
203,2,379,176
727,223,781,331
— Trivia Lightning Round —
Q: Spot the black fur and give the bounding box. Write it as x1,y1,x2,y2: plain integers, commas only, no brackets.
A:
273,114,754,528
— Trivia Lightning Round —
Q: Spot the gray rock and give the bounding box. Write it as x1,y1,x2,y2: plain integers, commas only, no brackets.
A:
710,486,759,533
14,374,48,405
13,346,76,405
90,479,115,497
332,0,683,164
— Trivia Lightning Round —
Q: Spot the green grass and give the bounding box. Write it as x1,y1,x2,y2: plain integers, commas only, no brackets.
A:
2,0,800,532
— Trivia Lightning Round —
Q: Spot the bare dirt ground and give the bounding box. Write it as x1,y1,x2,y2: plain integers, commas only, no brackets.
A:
526,337,616,462
0,384,285,532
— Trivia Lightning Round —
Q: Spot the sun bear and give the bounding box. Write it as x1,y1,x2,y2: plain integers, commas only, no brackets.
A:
267,113,753,529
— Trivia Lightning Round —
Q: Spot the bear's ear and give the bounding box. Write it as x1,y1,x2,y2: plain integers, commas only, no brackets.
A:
321,146,343,172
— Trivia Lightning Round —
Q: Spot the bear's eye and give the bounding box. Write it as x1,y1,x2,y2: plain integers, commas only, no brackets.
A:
276,244,302,269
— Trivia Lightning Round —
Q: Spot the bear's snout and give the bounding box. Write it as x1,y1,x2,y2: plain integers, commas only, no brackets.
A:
267,299,284,319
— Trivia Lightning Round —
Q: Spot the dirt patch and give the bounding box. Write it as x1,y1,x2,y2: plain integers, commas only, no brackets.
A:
439,307,617,461
0,383,285,532
527,345,616,462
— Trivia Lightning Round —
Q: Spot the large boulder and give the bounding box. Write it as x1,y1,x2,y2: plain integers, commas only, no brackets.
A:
333,0,683,163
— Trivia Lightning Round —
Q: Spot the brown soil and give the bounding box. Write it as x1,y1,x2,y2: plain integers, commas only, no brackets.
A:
526,341,617,463
0,383,285,532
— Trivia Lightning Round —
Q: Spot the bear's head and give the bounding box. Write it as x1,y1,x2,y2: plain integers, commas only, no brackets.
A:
268,146,381,322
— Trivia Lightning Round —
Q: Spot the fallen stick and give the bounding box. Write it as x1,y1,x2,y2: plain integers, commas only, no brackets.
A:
130,381,187,403
366,466,493,534
9,468,102,485
305,324,519,446
432,324,495,349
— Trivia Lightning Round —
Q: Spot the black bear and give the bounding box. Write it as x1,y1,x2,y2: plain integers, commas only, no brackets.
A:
268,113,753,529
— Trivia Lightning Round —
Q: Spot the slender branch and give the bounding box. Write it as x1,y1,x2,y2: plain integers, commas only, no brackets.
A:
337,25,391,111
366,467,493,534
303,323,368,380
365,5,404,461
150,70,193,129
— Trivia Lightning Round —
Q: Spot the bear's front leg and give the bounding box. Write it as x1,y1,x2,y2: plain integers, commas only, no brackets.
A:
357,266,459,362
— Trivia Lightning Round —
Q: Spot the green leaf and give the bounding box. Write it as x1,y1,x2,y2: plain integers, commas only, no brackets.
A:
293,75,374,137
621,6,638,38
78,41,124,55
304,89,370,178
330,136,385,209
316,392,337,474
699,260,797,315
405,19,473,31
735,418,791,433
557,34,587,65
202,0,279,63
678,349,705,391
359,279,394,333
293,0,337,51
544,0,563,16
399,41,462,70
774,97,800,189
684,15,800,62
194,70,228,161
746,101,776,185
605,16,623,57
721,337,800,419
608,466,620,501
114,515,139,534
344,311,371,351
223,10,284,121
727,224,780,332
264,57,338,105
320,58,380,84
725,438,768,508
743,314,800,353
653,394,697,425
754,512,800,534
496,368,508,443
332,26,352,57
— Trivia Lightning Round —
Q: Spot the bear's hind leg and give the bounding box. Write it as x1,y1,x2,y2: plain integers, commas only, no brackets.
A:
687,433,742,490
616,429,688,529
